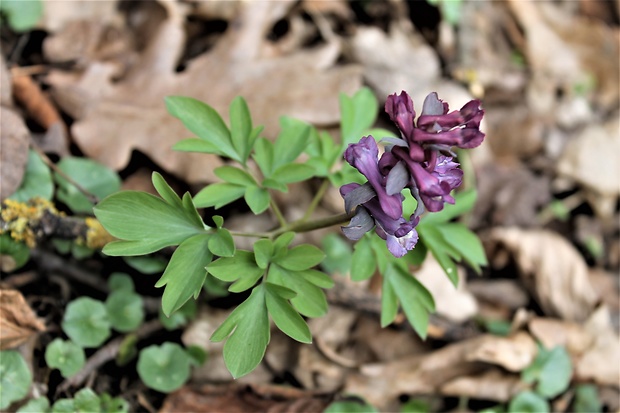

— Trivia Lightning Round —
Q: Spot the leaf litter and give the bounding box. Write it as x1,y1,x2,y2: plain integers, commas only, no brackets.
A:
1,0,619,412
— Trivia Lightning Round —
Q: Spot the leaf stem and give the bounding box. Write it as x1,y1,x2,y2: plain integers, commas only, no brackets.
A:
272,212,350,237
269,197,287,228
300,179,330,222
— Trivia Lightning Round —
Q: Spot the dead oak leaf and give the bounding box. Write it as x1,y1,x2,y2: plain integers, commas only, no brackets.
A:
0,289,46,350
48,1,361,184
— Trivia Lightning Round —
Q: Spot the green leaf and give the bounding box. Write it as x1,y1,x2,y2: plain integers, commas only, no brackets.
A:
95,191,206,256
270,163,315,185
274,244,325,271
272,117,311,170
265,283,312,343
172,138,223,155
155,233,212,316
325,399,379,413
574,384,601,413
62,297,111,348
207,250,264,292
210,285,270,378
421,189,476,224
193,183,246,209
401,399,431,413
181,192,204,228
159,299,197,331
381,272,399,327
253,239,273,269
102,239,173,257
165,96,239,161
350,235,376,281
107,272,136,294
151,172,182,209
229,96,253,163
252,138,275,178
273,232,295,252
522,346,572,398
417,224,459,286
16,397,50,413
385,264,435,338
436,223,487,273
508,391,549,413
137,343,191,393
0,350,32,409
99,393,129,413
0,0,42,32
244,186,270,214
320,233,352,275
9,150,53,202
208,228,235,257
299,269,334,289
340,87,379,146
44,339,85,378
105,290,144,332
54,157,121,214
0,233,30,271
268,264,327,317
51,399,74,412
214,166,256,186
123,256,167,275
405,242,428,267
261,178,288,192
73,388,100,413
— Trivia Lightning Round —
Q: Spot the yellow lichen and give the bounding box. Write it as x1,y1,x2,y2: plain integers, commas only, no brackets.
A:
0,198,59,248
84,217,115,249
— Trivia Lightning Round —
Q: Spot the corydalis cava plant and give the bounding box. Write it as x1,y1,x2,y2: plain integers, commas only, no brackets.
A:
341,91,485,257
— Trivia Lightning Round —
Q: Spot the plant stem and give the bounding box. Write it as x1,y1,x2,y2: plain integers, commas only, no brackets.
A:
229,230,271,238
272,212,350,237
270,197,287,227
301,179,330,222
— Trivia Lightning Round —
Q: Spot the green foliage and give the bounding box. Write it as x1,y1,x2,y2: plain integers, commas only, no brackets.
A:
123,255,167,274
401,399,430,413
0,0,42,32
321,233,353,275
62,297,111,348
573,384,601,413
325,399,379,413
340,88,379,146
522,345,572,398
427,0,463,26
507,391,549,413
417,190,487,286
0,233,30,271
137,343,191,393
0,350,32,409
44,339,86,378
159,299,197,330
105,289,144,332
54,157,121,214
16,397,50,413
9,150,54,202
41,388,128,413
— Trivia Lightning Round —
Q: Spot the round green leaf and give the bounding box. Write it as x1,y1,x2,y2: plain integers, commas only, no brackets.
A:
137,343,191,393
44,339,85,378
0,233,30,271
16,397,50,413
51,399,74,412
536,346,572,398
0,350,32,409
73,388,100,412
62,297,111,348
508,391,549,413
574,384,601,413
9,150,53,202
54,157,121,214
244,186,270,214
107,272,135,292
105,290,144,333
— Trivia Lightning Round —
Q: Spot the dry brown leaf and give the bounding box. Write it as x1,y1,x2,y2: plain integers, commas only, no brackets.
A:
490,227,599,321
556,115,620,220
0,289,46,350
47,1,361,184
415,256,478,323
575,306,620,387
440,368,528,402
528,317,593,356
41,0,120,33
0,109,30,202
468,279,529,311
344,333,536,408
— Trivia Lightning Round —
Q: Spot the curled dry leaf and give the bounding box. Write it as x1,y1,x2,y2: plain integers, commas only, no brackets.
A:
344,332,536,408
440,368,529,402
556,115,620,220
47,1,361,184
490,227,599,321
0,109,30,202
0,289,46,350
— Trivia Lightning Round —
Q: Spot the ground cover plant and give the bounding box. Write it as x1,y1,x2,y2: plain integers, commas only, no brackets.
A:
1,1,618,412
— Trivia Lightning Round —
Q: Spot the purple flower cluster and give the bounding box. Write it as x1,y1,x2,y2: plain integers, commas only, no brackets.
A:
340,91,485,257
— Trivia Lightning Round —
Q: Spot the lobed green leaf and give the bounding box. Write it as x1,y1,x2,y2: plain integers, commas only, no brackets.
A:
274,244,325,271
193,183,245,209
265,283,312,343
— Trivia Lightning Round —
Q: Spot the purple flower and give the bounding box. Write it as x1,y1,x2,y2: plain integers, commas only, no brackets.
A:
417,155,463,212
340,183,419,258
385,91,416,142
344,136,403,220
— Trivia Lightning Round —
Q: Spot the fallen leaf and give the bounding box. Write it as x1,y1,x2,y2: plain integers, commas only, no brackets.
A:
0,109,30,202
41,0,120,32
0,289,46,350
490,227,599,321
468,279,529,311
528,317,593,356
47,1,362,184
440,368,528,402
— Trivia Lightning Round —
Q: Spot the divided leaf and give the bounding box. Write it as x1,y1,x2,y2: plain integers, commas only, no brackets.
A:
274,244,325,271
193,183,245,209
155,234,212,316
207,250,264,292
265,283,312,343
